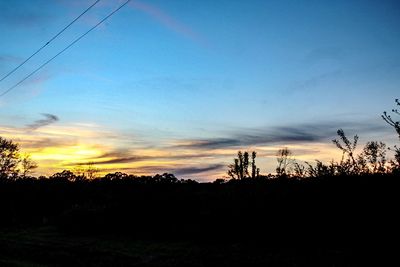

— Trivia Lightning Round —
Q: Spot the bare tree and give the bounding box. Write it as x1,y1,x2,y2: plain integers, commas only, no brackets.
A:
85,162,99,179
20,154,38,177
293,162,305,178
332,129,359,174
382,99,400,170
276,147,293,177
382,99,400,138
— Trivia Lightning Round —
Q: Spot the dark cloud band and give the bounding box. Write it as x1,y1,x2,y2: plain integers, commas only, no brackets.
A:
174,120,388,150
27,113,59,130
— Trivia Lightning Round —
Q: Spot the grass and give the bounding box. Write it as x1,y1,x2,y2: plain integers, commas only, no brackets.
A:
0,226,356,267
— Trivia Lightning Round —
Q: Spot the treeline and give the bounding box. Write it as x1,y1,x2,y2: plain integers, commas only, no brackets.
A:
227,99,400,180
0,137,198,183
0,169,399,246
0,100,398,248
227,128,398,181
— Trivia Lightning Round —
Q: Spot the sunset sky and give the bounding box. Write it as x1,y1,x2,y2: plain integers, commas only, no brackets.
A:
0,0,399,181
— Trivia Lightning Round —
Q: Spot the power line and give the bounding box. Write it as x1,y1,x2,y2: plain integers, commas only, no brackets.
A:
0,0,101,83
0,0,131,98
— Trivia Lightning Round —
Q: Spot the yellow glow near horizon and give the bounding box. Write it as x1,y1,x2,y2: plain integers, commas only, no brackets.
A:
0,123,352,180
31,145,103,161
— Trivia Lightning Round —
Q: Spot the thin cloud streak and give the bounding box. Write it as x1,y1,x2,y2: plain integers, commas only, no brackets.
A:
67,149,221,166
129,0,206,45
173,164,225,176
27,113,59,130
58,0,205,44
174,120,389,150
119,163,226,178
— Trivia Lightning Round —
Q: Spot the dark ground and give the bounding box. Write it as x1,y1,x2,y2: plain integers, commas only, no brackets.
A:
0,227,361,267
0,174,399,266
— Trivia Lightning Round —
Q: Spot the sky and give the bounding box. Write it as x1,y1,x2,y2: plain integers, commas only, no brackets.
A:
0,0,399,181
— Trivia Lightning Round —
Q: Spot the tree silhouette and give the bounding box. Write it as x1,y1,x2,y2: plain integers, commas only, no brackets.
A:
228,151,257,179
243,151,249,178
358,141,387,174
276,147,293,177
231,158,240,179
251,151,257,178
153,173,178,184
228,152,241,179
51,170,76,182
73,162,99,180
305,160,335,178
238,151,244,179
382,99,400,138
85,162,99,179
104,171,128,181
382,99,400,170
332,129,359,174
0,136,21,179
20,154,38,178
293,162,305,178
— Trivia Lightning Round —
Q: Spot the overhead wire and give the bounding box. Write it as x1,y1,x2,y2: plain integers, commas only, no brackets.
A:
0,0,101,83
0,0,131,98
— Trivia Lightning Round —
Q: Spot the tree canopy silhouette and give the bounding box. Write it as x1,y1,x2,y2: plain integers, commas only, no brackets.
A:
0,136,20,179
228,150,259,179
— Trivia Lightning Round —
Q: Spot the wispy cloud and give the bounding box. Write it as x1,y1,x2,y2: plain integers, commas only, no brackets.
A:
174,120,388,150
129,0,204,44
58,0,205,44
81,155,148,165
172,164,225,176
27,113,59,130
21,138,76,150
117,163,226,180
67,148,221,166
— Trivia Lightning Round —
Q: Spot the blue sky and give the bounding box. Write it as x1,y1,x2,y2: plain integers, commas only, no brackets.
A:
0,0,399,180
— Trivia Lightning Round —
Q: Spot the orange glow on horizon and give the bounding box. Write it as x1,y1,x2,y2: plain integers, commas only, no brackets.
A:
1,123,349,180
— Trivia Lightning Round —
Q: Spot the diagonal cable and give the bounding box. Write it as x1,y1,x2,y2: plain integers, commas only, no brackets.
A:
0,0,131,98
0,0,101,83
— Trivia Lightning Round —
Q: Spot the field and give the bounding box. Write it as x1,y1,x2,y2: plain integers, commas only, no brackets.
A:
0,226,357,267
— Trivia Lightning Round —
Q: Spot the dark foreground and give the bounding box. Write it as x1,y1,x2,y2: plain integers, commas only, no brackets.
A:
0,174,399,266
0,227,364,267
